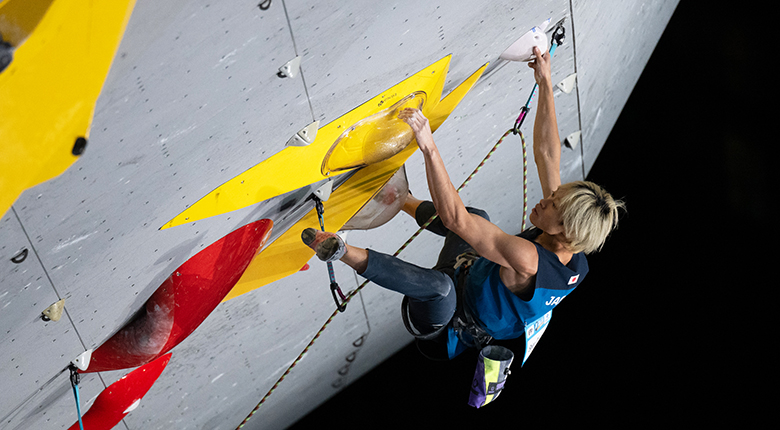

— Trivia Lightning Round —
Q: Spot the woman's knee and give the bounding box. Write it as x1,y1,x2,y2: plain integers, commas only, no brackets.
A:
412,270,453,301
362,249,452,301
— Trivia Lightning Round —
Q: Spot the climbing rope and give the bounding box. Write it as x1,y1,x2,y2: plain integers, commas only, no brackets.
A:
235,129,526,429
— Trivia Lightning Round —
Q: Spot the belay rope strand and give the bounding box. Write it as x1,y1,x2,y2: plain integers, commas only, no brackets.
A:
237,24,565,427
236,130,526,429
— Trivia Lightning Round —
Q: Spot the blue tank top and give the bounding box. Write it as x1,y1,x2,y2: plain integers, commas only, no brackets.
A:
446,229,589,359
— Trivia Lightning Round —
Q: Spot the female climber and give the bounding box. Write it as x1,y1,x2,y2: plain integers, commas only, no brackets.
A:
301,47,624,359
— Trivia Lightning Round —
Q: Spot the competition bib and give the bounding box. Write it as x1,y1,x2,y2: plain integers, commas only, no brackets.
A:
523,310,552,365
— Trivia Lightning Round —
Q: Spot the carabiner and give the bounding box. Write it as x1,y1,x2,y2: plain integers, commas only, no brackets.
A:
330,282,347,312
513,106,530,134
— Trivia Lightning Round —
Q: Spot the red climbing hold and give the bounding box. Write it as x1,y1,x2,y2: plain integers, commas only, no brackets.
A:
83,219,273,373
68,353,172,430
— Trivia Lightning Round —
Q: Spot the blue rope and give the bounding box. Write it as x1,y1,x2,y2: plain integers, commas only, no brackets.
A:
70,367,84,430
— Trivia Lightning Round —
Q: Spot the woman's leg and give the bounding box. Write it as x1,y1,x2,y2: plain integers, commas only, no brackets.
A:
302,197,489,333
358,248,456,331
302,230,455,332
340,243,368,274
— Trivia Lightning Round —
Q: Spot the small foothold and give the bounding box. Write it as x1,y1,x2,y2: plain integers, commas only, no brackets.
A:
42,299,65,322
286,121,320,146
564,131,581,149
298,120,319,143
72,137,88,156
72,349,93,371
557,73,577,94
11,248,28,264
313,179,333,201
277,56,301,79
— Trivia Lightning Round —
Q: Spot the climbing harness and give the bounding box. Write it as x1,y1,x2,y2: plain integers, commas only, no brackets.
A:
69,365,85,430
236,24,567,427
313,195,348,312
450,252,493,349
401,251,492,350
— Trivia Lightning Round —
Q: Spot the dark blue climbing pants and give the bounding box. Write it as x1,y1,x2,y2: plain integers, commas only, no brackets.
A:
359,201,489,335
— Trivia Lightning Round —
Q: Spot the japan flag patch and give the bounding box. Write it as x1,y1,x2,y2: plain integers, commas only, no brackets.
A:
568,274,579,285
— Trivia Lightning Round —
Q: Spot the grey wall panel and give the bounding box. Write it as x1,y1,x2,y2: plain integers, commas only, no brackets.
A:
288,0,569,124
3,371,105,430
11,0,311,349
0,211,94,429
572,0,678,175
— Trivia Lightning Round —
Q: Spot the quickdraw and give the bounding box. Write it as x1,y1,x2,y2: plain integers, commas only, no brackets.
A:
513,20,566,134
313,196,348,312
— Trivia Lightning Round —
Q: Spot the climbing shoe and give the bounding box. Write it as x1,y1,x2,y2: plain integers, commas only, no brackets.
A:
301,228,346,262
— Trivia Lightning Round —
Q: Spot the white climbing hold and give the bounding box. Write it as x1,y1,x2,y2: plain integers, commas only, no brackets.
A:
278,56,301,78
72,349,93,371
313,179,333,201
499,18,551,62
557,73,577,94
564,131,581,149
286,121,320,147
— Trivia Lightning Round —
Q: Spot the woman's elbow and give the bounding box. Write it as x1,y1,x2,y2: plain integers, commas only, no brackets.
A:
440,210,469,235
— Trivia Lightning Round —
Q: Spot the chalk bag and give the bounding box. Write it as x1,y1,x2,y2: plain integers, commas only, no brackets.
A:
467,345,514,408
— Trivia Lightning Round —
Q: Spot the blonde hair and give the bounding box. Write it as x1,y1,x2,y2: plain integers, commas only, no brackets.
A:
556,181,625,254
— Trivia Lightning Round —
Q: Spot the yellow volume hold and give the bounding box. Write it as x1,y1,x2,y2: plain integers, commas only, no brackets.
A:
162,55,478,230
0,0,137,216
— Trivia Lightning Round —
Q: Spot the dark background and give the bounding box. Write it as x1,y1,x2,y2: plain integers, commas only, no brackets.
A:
292,2,771,427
